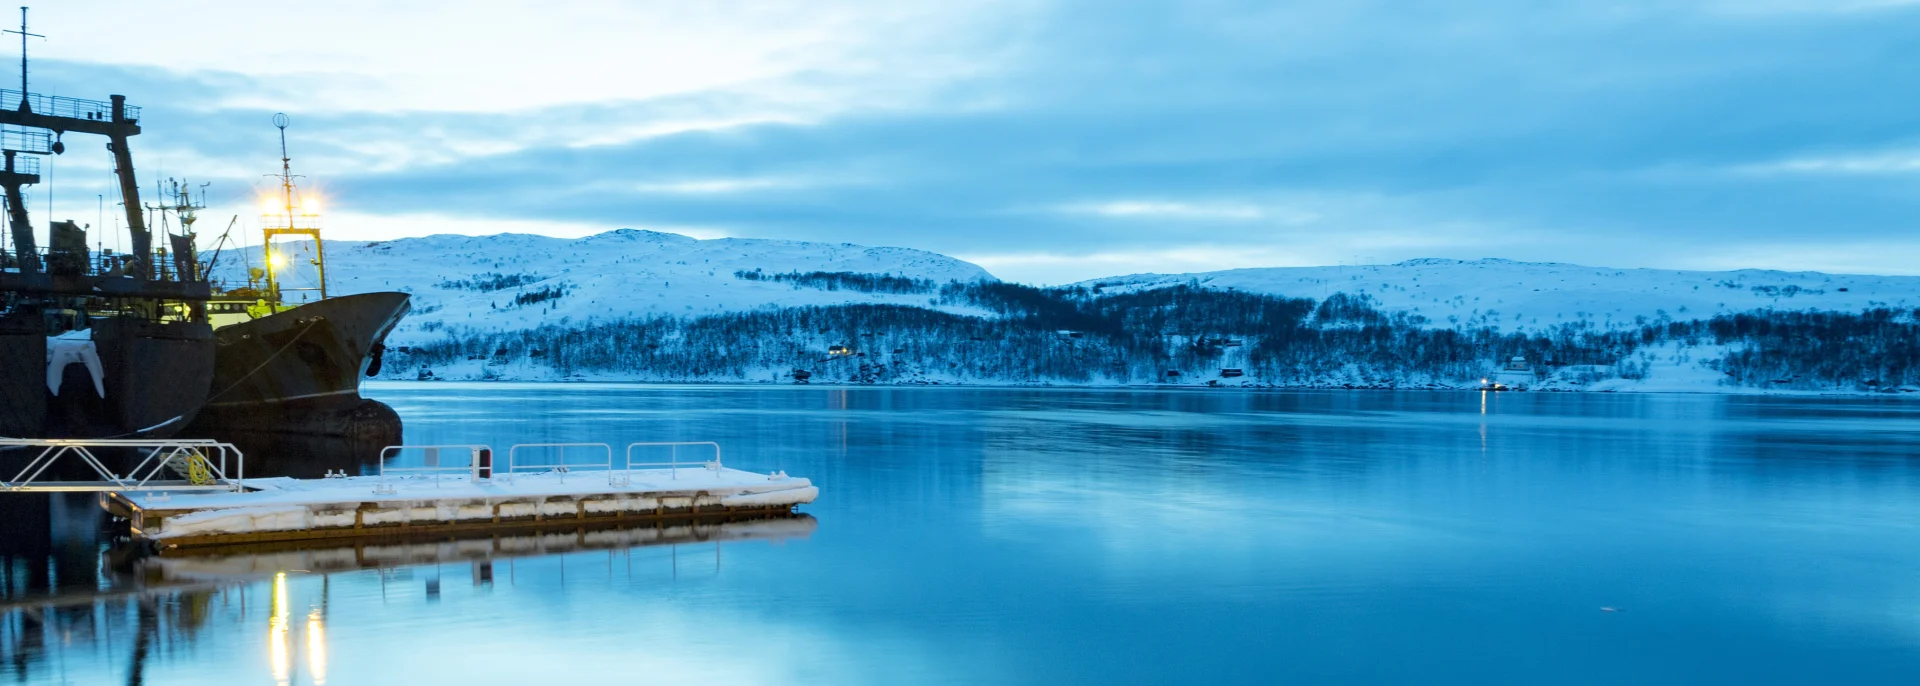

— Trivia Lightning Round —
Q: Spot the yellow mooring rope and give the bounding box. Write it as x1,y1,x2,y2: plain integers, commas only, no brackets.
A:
185,449,214,486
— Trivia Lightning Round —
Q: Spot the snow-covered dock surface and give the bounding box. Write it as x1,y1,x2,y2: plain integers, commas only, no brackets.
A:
113,467,817,544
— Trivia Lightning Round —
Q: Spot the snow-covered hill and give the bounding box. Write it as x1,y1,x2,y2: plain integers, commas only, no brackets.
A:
192,229,1920,393
203,227,1920,350
205,229,996,345
1081,258,1920,330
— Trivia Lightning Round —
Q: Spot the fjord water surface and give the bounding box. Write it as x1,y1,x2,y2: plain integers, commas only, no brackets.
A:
6,384,1920,684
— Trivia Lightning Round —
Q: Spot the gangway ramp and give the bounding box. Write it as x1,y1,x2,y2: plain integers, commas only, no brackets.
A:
0,438,242,493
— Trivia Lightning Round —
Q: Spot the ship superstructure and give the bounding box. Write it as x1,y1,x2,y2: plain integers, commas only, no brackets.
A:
0,8,214,438
0,7,403,456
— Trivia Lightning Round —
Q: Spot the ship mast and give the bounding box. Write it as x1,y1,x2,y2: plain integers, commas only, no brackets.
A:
0,7,41,275
0,7,153,280
277,113,293,233
0,146,41,274
261,112,325,310
0,5,209,330
7,7,36,102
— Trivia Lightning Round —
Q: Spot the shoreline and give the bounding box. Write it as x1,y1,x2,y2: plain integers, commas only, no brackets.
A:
366,377,1920,399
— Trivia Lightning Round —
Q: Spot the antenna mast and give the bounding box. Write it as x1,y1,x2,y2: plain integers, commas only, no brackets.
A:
5,7,39,100
261,112,324,305
0,6,43,274
275,112,293,229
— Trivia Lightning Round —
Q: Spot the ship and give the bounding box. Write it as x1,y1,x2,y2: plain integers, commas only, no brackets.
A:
184,115,409,442
0,13,215,439
0,6,405,447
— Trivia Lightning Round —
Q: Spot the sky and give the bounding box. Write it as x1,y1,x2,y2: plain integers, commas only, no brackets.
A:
6,0,1920,284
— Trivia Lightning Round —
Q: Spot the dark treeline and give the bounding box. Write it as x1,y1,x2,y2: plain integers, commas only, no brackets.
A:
396,281,1920,391
437,272,544,292
733,269,936,294
1703,310,1920,388
512,284,570,307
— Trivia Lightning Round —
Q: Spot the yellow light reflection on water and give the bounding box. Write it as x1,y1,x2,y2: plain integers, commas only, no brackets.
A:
307,609,328,685
270,572,291,685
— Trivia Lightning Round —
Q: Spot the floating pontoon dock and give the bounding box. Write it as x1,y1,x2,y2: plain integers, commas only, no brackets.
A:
2,439,817,548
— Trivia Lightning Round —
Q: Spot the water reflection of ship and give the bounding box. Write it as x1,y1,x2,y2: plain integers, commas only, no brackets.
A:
1,513,815,613
194,428,394,479
2,504,813,684
146,514,818,574
184,115,409,443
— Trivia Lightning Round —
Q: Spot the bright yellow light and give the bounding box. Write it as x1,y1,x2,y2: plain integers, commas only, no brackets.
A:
270,572,291,686
268,251,287,270
270,618,289,685
272,572,288,622
259,194,281,214
307,609,328,686
300,195,321,215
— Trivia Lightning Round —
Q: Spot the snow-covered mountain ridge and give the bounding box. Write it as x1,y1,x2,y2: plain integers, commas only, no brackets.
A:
206,228,1920,383
206,229,997,345
1081,258,1920,330
189,228,1920,393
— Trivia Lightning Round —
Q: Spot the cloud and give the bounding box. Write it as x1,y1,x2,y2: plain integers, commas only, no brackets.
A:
21,0,1920,283
1692,0,1920,15
32,1,1033,111
632,177,822,195
1739,149,1920,175
312,212,729,243
1056,201,1271,221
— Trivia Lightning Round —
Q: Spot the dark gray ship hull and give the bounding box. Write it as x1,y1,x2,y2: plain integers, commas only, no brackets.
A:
0,315,213,439
198,291,410,416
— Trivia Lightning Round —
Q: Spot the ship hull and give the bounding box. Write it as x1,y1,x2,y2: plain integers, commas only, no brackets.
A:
199,292,410,415
0,316,48,436
0,315,213,439
191,398,401,476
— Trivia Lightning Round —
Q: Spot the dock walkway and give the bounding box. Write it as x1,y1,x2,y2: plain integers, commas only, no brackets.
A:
111,466,817,548
2,437,816,548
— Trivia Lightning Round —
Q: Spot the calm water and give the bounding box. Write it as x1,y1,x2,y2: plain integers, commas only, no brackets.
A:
6,384,1920,684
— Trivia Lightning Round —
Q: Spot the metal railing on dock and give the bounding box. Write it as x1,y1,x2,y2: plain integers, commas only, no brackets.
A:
0,438,243,492
624,441,722,481
365,441,730,488
0,438,748,497
507,442,615,485
375,444,492,494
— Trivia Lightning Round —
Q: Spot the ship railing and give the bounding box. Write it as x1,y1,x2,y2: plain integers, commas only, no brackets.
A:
258,212,324,231
623,442,722,482
2,245,201,278
0,438,243,493
0,143,44,169
373,444,493,494
504,442,615,486
0,90,137,123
